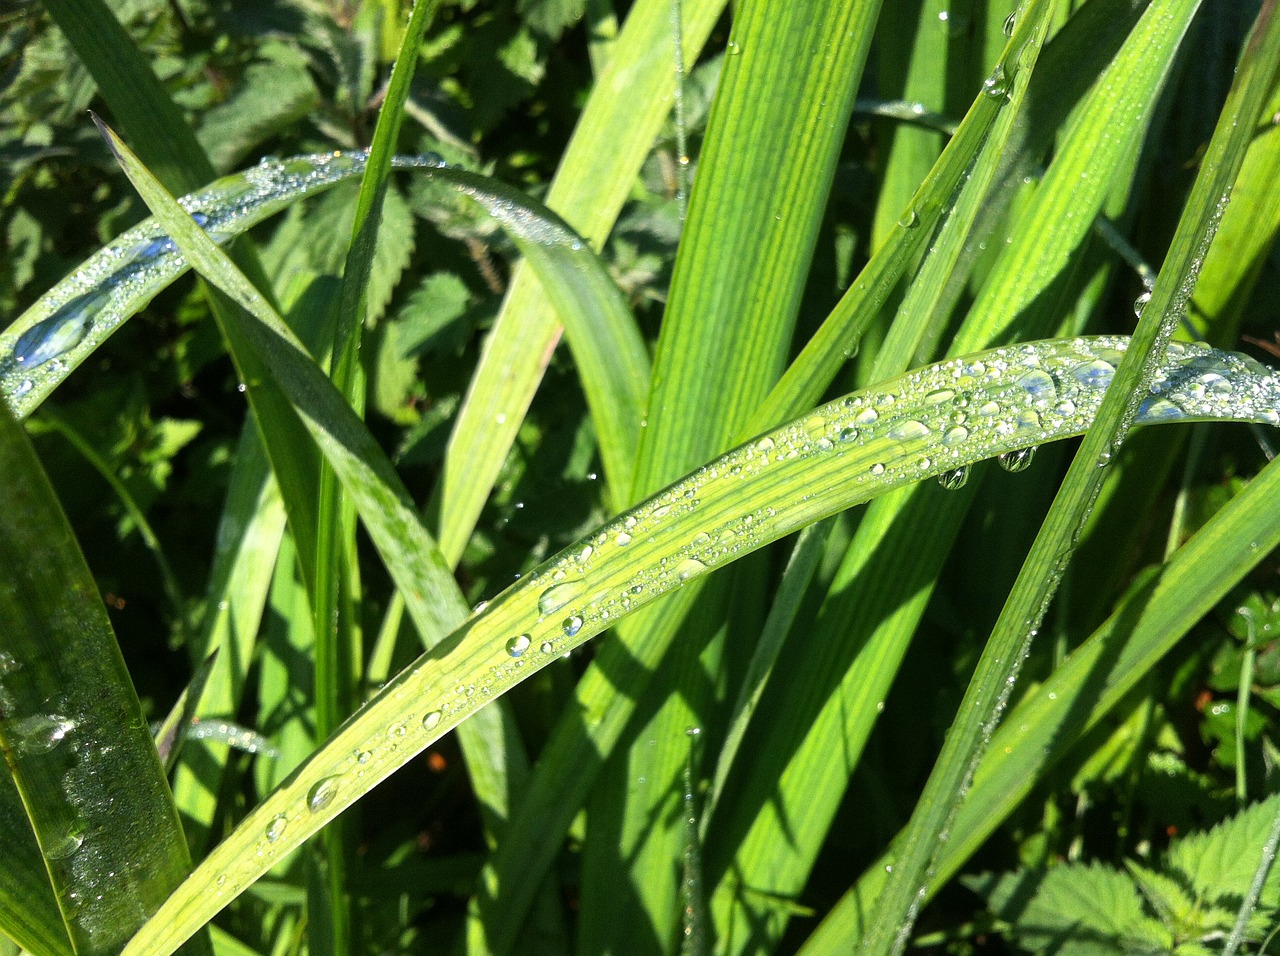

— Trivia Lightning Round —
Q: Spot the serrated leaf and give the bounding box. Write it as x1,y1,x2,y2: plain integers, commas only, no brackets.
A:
1165,793,1280,911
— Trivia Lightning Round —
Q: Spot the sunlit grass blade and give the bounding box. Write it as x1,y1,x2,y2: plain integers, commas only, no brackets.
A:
0,399,201,956
120,329,1280,954
857,4,1280,951
0,772,71,956
428,0,727,564
805,443,1280,946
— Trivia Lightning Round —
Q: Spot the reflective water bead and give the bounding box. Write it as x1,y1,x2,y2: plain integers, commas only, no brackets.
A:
562,616,584,637
937,466,970,491
506,634,532,657
538,579,586,615
997,447,1036,473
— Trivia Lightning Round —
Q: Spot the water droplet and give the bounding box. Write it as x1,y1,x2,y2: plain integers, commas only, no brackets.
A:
727,39,742,55
1133,291,1151,317
838,426,859,442
388,722,407,739
1071,359,1114,389
306,777,340,813
675,558,706,581
422,711,442,731
652,505,672,519
943,424,969,445
982,64,1010,99
1016,369,1056,403
997,447,1036,473
853,407,878,426
563,616,583,637
538,579,586,615
869,462,886,476
45,821,86,860
889,420,931,441
754,436,775,452
924,388,955,404
472,600,489,615
577,545,594,562
265,815,287,842
540,641,555,654
937,466,970,491
506,634,532,657
897,208,918,229
1096,449,1113,468
10,714,76,754
1002,10,1016,35
13,296,97,369
976,401,1000,417
615,531,633,546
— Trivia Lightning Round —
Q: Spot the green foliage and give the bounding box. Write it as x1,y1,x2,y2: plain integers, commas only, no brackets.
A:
3,0,1280,955
971,795,1280,954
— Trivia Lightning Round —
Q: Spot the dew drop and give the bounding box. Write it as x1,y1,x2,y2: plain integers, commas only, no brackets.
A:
754,436,775,452
727,39,742,55
562,616,584,637
1133,290,1151,317
540,641,555,654
46,825,86,860
924,388,955,405
306,777,340,813
1002,10,1016,35
355,750,372,764
506,634,532,658
615,531,633,546
422,711,442,731
265,815,287,843
11,714,76,754
652,505,673,519
1071,359,1114,389
388,722,407,739
13,297,96,369
982,64,1010,99
937,466,970,491
538,579,586,615
853,407,878,426
897,208,919,229
943,424,969,445
1016,368,1056,403
869,462,886,476
889,419,931,441
976,401,1000,417
997,447,1036,473
675,558,707,581
838,426,859,442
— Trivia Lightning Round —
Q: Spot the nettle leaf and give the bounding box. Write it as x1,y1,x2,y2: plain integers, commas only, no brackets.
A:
195,52,319,173
1165,793,1280,916
972,862,1173,956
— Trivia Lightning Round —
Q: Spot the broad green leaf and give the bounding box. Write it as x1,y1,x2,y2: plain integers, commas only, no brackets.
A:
119,331,1280,955
0,398,197,955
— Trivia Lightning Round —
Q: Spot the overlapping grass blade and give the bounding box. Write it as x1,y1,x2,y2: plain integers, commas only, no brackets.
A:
427,0,727,563
117,328,1280,954
805,444,1280,945
575,1,884,948
856,3,1278,950
0,399,202,956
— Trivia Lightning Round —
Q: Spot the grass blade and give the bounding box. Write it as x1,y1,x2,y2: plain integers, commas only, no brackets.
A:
117,331,1280,955
0,398,199,955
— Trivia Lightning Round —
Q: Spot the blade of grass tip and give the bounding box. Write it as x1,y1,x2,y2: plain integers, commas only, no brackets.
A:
311,6,441,950
121,333,1280,956
153,651,219,772
428,0,725,565
578,1,885,949
0,398,205,956
805,439,1280,949
857,5,1280,953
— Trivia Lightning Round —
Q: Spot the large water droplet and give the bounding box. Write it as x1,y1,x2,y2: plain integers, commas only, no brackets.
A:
943,425,969,445
614,531,633,546
1071,359,1114,389
307,777,340,813
506,634,532,658
45,824,86,860
10,714,76,754
1002,10,1016,35
889,420,931,441
675,558,706,581
853,407,878,426
538,579,586,615
997,447,1036,473
937,466,970,491
897,208,919,229
563,616,583,637
265,815,287,842
13,296,98,369
1133,291,1151,318
1016,369,1056,403
422,711,442,731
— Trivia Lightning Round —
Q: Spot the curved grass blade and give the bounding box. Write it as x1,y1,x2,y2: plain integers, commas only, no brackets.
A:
0,151,379,419
803,444,1280,948
0,399,200,955
121,334,1280,956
